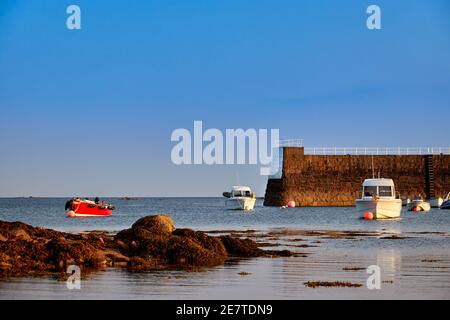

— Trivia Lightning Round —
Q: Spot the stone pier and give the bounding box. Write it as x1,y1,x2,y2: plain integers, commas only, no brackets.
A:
264,147,450,207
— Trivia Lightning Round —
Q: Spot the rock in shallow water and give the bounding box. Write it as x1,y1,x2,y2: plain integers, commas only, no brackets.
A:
0,215,294,278
131,214,176,235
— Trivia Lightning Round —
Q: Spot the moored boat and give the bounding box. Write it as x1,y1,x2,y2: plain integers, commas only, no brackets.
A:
406,195,431,212
429,198,443,208
223,186,256,211
65,197,115,217
441,193,450,210
401,196,411,207
356,178,402,219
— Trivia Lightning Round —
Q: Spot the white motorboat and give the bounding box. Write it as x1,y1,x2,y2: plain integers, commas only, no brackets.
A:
401,196,411,207
429,198,444,208
223,186,256,211
356,178,402,219
406,195,431,212
440,193,450,210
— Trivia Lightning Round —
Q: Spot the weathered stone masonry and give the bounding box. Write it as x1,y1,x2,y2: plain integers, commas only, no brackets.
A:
264,147,450,207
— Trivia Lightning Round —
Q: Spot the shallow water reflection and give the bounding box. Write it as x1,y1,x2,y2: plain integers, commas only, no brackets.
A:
1,246,449,300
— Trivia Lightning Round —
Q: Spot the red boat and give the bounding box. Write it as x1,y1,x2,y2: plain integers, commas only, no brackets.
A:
65,198,115,218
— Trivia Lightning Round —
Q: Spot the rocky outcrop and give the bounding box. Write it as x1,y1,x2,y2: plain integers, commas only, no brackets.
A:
0,215,292,278
114,215,227,268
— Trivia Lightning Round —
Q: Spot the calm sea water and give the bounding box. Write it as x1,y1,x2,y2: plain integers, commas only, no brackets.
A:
1,197,450,233
1,197,449,299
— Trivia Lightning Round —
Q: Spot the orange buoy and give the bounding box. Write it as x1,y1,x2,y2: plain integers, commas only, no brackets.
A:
363,212,374,220
412,207,419,212
287,201,296,208
67,210,76,218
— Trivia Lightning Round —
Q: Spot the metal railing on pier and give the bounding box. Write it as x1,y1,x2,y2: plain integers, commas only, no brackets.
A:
279,139,304,147
268,143,450,180
302,147,450,156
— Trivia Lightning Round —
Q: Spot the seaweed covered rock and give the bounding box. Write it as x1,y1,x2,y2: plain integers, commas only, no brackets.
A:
219,235,265,257
114,215,175,257
115,215,173,257
0,221,67,242
0,239,53,276
131,215,175,235
115,217,228,269
0,215,295,278
46,238,103,270
0,221,39,241
173,229,227,257
0,223,113,276
170,229,228,267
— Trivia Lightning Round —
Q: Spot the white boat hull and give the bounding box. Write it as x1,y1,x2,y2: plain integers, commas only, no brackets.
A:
401,198,411,206
226,198,256,211
429,198,443,208
356,199,402,219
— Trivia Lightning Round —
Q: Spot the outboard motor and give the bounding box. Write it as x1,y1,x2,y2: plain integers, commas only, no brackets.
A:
64,199,73,211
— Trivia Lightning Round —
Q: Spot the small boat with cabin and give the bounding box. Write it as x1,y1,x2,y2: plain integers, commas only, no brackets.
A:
356,178,402,219
222,186,256,211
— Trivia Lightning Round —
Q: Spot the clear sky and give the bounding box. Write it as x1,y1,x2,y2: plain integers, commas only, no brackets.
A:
0,0,449,197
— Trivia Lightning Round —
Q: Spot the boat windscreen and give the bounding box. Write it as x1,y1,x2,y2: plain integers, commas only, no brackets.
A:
232,190,252,197
379,186,392,197
364,186,377,197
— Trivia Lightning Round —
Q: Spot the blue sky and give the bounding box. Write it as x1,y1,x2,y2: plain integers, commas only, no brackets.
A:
0,0,449,197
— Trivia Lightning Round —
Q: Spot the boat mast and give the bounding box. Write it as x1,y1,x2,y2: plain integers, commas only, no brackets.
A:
371,155,375,179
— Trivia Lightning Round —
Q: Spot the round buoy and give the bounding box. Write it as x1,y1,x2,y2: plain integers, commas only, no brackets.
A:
287,201,296,208
67,210,76,218
363,212,374,220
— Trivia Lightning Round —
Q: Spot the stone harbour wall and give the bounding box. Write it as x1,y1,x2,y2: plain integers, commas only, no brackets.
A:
264,147,450,207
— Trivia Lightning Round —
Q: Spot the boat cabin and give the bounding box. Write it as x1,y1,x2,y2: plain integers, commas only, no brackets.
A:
361,179,396,199
230,186,254,198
